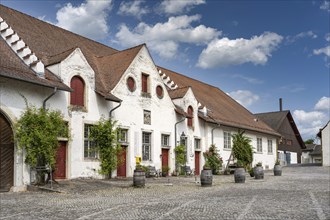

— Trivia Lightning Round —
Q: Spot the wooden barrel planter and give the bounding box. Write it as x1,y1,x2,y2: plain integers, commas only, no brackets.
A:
133,169,145,187
234,168,246,183
200,169,212,187
273,165,282,176
254,166,264,179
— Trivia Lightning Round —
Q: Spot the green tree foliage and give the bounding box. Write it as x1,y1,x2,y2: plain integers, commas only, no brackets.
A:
203,144,223,173
232,130,253,168
15,106,68,168
174,145,186,167
89,118,122,178
304,138,314,144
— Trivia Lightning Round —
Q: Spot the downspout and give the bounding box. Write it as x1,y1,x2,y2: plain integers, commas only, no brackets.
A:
43,87,57,109
109,101,122,119
211,123,221,145
175,116,186,146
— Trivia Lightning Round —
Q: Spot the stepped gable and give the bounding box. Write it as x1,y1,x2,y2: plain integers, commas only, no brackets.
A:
0,4,119,100
157,66,279,136
0,38,71,91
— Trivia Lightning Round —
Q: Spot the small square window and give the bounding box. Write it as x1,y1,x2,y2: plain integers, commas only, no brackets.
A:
118,129,128,143
144,110,151,125
194,138,201,149
161,134,170,147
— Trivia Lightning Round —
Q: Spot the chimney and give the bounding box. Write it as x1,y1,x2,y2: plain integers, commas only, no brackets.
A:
279,98,283,111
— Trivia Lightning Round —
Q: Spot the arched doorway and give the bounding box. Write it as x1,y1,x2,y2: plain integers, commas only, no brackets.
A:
0,111,14,192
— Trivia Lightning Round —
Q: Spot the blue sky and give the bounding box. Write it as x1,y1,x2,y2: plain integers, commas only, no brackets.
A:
2,0,329,140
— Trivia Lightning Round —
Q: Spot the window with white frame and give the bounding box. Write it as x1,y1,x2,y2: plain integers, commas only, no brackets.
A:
257,137,263,153
142,132,151,161
84,124,97,159
224,131,231,149
268,139,273,153
118,129,128,143
161,134,170,147
194,138,201,150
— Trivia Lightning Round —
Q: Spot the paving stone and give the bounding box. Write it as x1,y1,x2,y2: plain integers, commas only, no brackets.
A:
0,166,329,220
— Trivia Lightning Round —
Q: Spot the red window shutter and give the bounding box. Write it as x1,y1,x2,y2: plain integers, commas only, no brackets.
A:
70,76,85,106
187,106,193,127
142,74,148,93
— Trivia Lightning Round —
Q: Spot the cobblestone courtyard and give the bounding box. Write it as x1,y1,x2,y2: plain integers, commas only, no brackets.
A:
0,166,329,220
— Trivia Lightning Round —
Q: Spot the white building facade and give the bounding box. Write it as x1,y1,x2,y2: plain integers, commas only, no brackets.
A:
0,5,280,192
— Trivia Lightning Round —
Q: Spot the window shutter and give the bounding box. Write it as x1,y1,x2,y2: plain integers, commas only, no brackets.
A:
70,76,85,106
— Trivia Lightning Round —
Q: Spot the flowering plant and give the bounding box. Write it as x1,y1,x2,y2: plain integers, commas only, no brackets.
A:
203,144,223,174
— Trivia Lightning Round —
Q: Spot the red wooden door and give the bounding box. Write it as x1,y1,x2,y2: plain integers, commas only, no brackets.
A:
0,113,14,192
54,142,66,179
195,151,200,175
117,146,126,177
162,149,169,169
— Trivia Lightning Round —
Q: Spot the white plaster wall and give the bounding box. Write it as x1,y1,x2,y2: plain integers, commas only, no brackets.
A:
322,123,330,166
209,125,277,170
111,46,178,176
301,152,311,163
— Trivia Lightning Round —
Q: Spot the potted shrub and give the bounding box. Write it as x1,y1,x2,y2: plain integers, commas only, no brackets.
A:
273,160,282,176
162,166,170,177
247,165,254,177
254,162,264,179
232,130,253,183
174,145,186,175
200,161,213,187
203,144,223,175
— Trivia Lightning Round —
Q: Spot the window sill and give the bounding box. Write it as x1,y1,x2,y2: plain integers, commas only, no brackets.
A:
162,145,171,149
267,153,273,155
255,152,263,154
84,158,99,162
141,92,151,98
223,148,232,151
68,105,87,112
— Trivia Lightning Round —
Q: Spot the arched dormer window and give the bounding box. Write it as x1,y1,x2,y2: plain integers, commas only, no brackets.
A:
187,106,193,127
70,76,85,107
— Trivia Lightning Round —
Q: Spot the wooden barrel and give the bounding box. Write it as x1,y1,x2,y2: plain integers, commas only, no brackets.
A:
200,169,212,187
254,166,264,179
273,165,282,176
133,170,145,187
234,168,246,183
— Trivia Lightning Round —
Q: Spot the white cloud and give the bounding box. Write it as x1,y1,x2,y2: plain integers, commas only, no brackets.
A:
320,0,330,12
286,31,317,43
115,15,220,58
314,96,330,111
197,32,283,68
313,46,330,57
158,0,205,15
118,0,149,19
293,110,327,138
325,33,330,42
55,0,112,40
228,90,260,107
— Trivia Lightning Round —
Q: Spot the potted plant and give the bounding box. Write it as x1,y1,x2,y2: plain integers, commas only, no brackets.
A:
162,166,170,177
203,145,223,175
232,130,253,183
254,162,264,179
247,165,254,177
273,160,282,176
174,145,186,175
200,161,213,187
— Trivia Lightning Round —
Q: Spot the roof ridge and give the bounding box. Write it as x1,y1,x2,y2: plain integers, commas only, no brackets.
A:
0,4,119,53
46,46,78,58
255,110,290,115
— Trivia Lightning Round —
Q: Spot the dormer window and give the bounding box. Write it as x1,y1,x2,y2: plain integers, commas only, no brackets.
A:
70,76,85,107
187,106,193,127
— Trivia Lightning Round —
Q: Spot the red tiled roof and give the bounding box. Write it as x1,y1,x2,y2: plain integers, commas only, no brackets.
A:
0,38,71,91
158,66,280,136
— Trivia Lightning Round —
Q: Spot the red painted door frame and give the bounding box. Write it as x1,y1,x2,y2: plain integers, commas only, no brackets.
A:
195,151,200,175
54,141,66,179
117,146,127,177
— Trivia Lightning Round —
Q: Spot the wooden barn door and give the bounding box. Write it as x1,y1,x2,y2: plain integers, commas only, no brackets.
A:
195,151,200,175
53,141,67,179
117,146,127,177
0,112,14,192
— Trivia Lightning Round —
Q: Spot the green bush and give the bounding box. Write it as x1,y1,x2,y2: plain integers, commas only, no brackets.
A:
232,130,253,169
203,144,223,174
